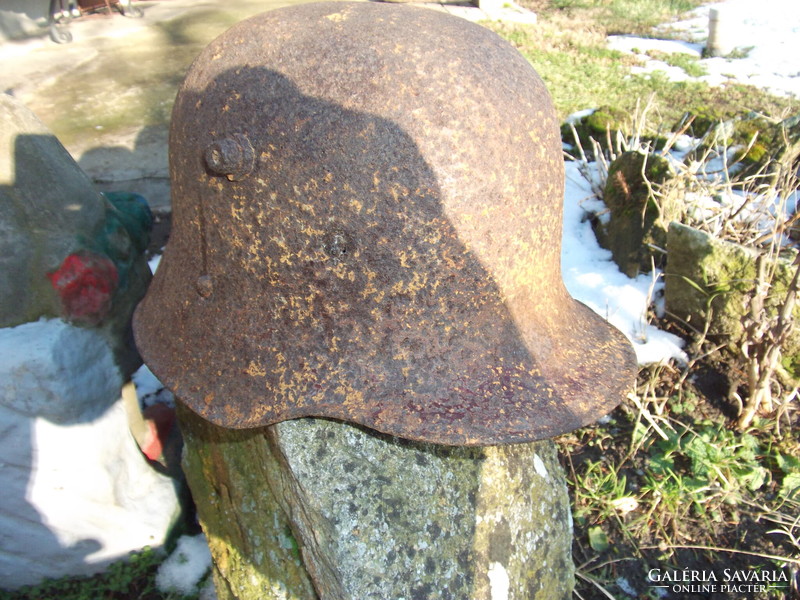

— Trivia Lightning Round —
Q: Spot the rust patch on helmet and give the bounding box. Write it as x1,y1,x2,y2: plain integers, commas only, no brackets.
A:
133,1,637,445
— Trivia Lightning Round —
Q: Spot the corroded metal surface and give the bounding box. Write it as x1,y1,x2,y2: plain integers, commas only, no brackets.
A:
133,1,637,445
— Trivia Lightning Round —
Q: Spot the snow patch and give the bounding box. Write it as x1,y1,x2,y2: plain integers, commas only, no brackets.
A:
608,36,702,57
616,576,638,597
132,363,175,408
156,534,213,595
562,162,687,366
148,254,162,274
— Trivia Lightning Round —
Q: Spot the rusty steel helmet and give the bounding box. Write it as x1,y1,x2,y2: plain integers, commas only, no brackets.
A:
134,1,636,445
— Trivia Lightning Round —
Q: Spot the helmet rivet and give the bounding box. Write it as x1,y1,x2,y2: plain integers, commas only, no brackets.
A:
204,134,255,181
196,275,214,298
324,231,352,260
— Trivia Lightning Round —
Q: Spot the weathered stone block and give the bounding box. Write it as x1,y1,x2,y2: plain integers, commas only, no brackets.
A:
665,222,800,358
593,151,676,277
180,408,575,600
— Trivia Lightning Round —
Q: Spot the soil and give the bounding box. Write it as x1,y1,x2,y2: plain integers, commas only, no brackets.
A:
563,314,800,600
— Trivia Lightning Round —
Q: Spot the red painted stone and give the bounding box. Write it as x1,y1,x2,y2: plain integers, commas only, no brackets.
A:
48,251,119,325
140,403,177,461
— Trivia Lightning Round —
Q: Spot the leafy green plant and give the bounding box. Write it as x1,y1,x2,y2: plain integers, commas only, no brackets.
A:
647,423,769,497
640,466,710,535
587,525,610,552
776,453,800,500
572,459,631,526
0,547,200,600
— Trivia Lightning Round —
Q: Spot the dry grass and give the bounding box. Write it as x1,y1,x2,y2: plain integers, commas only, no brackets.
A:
560,95,800,597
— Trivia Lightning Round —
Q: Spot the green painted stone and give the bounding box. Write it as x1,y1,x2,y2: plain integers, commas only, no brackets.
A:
180,407,575,600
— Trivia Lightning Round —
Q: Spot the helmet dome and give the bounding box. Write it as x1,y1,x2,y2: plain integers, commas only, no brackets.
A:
134,1,636,445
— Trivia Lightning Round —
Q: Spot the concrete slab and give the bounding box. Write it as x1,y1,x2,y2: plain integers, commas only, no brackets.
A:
1,0,307,210
1,0,536,212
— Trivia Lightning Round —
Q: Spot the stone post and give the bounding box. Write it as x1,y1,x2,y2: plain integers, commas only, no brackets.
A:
706,8,736,57
179,408,575,600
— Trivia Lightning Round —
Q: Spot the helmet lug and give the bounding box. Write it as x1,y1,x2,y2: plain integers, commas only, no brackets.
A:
203,133,255,181
195,275,214,298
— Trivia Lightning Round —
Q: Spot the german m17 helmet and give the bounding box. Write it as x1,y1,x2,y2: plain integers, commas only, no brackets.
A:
134,1,637,445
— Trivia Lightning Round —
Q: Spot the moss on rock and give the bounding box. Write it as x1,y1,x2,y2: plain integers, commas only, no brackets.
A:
180,408,576,600
665,222,800,362
561,105,629,156
593,150,677,277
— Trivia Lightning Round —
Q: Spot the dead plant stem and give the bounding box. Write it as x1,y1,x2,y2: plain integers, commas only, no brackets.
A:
641,544,800,566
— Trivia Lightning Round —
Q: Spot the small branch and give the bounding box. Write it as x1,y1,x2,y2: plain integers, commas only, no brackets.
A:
574,570,619,600
738,254,800,429
641,544,800,565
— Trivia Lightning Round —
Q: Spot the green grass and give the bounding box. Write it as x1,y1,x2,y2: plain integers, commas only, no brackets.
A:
0,548,200,600
526,0,704,34
646,49,708,77
559,353,800,598
490,21,797,126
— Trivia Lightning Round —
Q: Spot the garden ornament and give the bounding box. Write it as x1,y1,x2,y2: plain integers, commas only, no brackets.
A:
134,1,637,445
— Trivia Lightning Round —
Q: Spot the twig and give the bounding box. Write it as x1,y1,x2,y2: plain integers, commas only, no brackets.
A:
574,570,619,600
641,544,800,565
576,557,639,579
738,255,800,429
627,392,671,441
